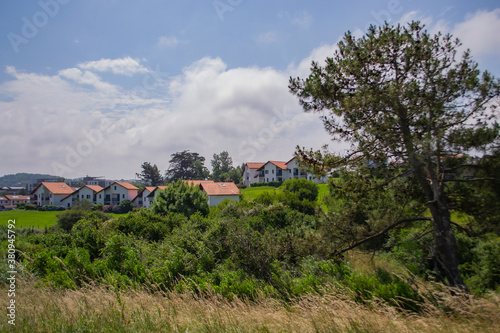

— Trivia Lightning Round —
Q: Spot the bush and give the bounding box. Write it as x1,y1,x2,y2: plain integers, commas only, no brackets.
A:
281,179,319,202
56,210,88,232
151,180,209,217
118,200,134,213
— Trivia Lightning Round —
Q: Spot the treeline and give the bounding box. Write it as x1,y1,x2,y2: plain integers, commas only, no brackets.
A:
136,150,243,186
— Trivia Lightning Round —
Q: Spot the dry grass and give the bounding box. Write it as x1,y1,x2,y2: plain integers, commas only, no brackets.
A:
1,279,499,333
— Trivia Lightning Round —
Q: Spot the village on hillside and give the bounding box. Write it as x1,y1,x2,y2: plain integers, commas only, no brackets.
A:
0,156,330,210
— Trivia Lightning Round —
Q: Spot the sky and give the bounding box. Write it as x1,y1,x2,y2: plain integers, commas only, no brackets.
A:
1,0,499,180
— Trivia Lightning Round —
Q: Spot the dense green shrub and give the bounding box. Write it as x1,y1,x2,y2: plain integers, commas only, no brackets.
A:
151,180,209,217
281,179,319,202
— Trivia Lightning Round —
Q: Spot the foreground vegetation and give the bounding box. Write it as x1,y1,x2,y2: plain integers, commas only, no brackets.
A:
1,278,498,332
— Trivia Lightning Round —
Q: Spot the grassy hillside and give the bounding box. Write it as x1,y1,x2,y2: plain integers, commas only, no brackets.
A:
0,172,60,187
0,210,59,229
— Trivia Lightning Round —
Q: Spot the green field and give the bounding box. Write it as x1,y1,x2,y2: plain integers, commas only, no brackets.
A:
241,183,330,207
0,210,59,229
240,186,282,201
0,210,124,229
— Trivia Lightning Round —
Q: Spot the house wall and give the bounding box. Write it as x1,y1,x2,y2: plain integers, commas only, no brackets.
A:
32,187,50,206
97,184,138,206
261,163,287,182
133,189,153,208
62,187,99,208
207,195,239,207
243,167,260,187
286,158,328,184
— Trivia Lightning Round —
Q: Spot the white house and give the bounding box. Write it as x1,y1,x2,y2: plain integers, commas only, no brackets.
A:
257,161,288,183
96,182,139,206
31,182,76,207
133,186,158,208
286,157,329,184
60,185,103,208
198,181,240,206
242,162,266,187
0,195,30,209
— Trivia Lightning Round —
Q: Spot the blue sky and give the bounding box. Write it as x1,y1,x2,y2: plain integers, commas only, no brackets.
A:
1,0,499,179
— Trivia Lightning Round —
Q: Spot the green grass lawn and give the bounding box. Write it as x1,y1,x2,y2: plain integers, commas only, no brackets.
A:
0,210,124,229
241,184,331,209
0,210,59,229
240,186,282,201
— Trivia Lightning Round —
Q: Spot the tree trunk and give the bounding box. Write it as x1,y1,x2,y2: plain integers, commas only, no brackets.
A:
413,166,468,290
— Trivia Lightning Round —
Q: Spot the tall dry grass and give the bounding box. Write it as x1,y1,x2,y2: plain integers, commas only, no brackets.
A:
1,278,498,332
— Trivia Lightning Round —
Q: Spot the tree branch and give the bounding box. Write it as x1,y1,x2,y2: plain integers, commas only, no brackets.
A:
334,216,432,256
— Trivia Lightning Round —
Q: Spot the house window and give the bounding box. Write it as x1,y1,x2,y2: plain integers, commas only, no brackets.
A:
122,194,125,199
265,170,269,174
87,195,90,199
114,186,117,190
99,194,101,199
272,169,274,174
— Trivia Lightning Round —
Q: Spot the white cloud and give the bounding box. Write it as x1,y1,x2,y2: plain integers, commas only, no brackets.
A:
156,35,187,48
254,31,279,44
0,55,332,178
291,11,313,29
77,57,149,76
452,9,500,56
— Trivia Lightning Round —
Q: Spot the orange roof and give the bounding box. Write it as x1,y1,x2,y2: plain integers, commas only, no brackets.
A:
86,185,103,192
114,182,139,190
258,161,287,170
39,182,75,195
270,161,287,169
200,182,239,196
245,162,266,169
4,195,30,201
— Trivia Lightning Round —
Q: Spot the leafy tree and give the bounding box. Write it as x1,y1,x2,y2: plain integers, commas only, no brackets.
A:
151,180,209,217
289,22,499,289
165,150,209,182
136,162,163,186
281,179,319,202
211,151,233,181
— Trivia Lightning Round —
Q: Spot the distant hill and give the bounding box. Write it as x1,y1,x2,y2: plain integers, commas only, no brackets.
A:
0,173,61,187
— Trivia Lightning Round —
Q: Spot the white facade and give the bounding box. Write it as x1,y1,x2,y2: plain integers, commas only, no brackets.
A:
207,194,240,207
258,161,288,183
242,163,265,187
96,182,138,206
133,187,158,208
286,157,329,184
61,185,103,208
31,182,75,207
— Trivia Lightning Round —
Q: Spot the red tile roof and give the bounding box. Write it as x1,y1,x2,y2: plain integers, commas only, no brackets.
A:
200,182,239,196
38,182,75,195
4,195,30,201
86,185,103,192
114,182,139,191
269,161,287,169
245,162,266,169
257,161,287,170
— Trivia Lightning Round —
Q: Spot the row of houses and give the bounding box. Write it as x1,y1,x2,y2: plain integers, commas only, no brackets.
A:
0,195,31,210
31,180,240,209
242,157,329,187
